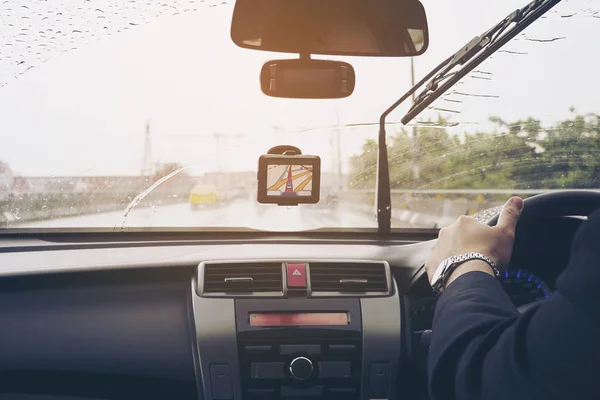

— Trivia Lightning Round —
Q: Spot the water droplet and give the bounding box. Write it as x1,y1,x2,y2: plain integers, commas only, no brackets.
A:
14,209,21,220
41,205,48,210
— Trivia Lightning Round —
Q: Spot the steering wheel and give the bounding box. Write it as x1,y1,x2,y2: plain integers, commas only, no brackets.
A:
418,191,600,346
487,190,600,227
487,190,600,313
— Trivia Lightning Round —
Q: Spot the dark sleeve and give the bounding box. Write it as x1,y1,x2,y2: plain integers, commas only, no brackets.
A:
427,209,600,400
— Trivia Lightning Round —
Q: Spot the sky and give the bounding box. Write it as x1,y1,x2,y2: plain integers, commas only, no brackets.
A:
0,0,599,177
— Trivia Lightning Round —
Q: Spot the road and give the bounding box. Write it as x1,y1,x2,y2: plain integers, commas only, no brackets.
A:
14,199,377,231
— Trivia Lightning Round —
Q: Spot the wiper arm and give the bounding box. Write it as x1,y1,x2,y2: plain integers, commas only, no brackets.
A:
375,0,561,234
401,0,562,124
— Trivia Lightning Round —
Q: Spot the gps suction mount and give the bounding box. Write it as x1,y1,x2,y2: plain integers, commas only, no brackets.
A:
267,145,302,156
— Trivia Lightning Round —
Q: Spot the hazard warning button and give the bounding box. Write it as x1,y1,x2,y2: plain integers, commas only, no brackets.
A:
286,263,307,288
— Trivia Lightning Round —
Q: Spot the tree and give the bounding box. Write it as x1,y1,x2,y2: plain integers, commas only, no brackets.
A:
349,110,600,192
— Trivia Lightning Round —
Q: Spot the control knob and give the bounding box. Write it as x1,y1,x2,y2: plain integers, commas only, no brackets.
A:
289,356,313,380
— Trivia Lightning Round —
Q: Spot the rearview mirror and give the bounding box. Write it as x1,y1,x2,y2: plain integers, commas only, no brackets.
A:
231,0,429,57
260,59,355,99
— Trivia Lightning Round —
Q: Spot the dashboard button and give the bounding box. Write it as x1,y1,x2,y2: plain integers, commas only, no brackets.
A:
280,344,321,355
245,345,272,354
329,344,356,353
287,263,307,288
318,361,351,378
210,364,234,400
330,388,357,396
247,388,275,400
281,385,323,397
368,363,391,399
289,356,314,380
251,362,285,379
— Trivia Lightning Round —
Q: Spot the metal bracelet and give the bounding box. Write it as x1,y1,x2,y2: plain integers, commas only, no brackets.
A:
435,252,500,296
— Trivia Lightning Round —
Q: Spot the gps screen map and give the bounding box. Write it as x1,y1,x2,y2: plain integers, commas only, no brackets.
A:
267,164,313,197
257,154,320,204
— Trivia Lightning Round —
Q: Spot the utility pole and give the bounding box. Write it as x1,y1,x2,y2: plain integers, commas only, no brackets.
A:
214,132,225,172
142,122,153,177
411,57,420,181
335,109,343,192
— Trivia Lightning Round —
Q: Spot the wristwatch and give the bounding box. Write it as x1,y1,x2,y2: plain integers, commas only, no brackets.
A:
431,252,499,296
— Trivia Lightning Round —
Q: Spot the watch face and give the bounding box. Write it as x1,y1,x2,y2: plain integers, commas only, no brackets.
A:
431,259,448,285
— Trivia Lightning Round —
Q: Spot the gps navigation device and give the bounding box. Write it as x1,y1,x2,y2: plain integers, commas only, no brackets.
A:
257,154,321,205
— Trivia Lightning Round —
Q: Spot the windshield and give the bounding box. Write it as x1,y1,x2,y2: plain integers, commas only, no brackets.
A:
1,0,598,232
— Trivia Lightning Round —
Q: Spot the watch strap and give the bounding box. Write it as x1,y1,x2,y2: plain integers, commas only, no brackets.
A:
432,252,499,296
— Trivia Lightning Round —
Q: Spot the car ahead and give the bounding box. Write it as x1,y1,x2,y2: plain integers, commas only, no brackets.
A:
189,183,221,210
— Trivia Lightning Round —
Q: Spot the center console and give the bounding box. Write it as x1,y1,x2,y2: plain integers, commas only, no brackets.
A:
236,299,363,400
191,260,401,400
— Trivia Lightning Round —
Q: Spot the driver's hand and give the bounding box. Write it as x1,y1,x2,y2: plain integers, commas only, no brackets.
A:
425,197,524,287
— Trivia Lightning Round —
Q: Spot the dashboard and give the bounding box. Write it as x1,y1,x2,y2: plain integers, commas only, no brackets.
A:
0,217,581,400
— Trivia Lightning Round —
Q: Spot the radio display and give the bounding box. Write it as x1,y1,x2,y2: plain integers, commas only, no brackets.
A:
249,312,349,327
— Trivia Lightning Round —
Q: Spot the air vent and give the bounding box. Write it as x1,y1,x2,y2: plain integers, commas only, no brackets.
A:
200,262,283,296
309,262,389,294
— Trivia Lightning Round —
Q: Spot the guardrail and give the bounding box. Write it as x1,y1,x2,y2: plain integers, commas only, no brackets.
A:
0,191,190,227
341,188,600,228
345,189,600,194
0,174,199,226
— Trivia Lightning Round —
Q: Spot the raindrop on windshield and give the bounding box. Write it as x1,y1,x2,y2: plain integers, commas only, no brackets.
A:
1,0,234,87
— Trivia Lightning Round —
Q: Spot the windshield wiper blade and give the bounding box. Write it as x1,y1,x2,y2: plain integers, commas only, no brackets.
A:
401,0,562,125
374,0,561,234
